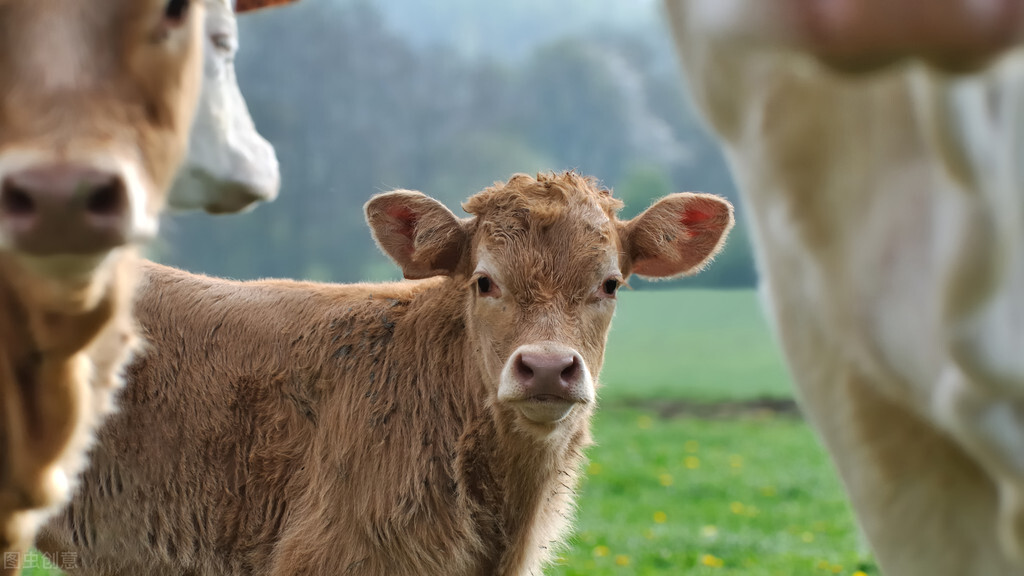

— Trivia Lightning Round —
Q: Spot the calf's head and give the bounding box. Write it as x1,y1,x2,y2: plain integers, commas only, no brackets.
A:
367,172,733,430
0,0,205,312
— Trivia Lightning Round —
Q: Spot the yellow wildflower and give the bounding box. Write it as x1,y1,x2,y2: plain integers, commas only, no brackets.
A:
700,554,724,568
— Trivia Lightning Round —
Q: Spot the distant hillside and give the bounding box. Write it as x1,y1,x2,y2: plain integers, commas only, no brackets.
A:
350,0,663,62
160,0,753,288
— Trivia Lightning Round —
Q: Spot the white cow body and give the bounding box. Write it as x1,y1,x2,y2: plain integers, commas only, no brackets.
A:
169,0,281,214
667,2,1024,573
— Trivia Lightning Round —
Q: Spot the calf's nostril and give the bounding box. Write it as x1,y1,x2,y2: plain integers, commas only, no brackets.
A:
561,357,579,382
514,354,534,381
1,184,35,216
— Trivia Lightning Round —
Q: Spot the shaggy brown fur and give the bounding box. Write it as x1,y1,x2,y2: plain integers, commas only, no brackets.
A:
0,1,206,570
39,172,733,576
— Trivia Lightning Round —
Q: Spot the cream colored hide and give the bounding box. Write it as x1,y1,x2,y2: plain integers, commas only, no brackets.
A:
666,1,1024,574
168,0,282,214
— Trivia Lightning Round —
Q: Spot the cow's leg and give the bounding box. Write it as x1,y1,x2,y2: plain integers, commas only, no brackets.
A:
910,55,1024,563
765,276,1017,574
0,358,81,561
804,364,1017,575
933,366,1024,562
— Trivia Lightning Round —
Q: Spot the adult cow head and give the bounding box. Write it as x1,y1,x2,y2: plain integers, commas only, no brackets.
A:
0,0,205,314
367,172,734,432
675,0,1024,72
168,0,299,214
0,0,207,560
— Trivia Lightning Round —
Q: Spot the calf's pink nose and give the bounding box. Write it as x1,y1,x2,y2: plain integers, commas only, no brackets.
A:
0,164,130,255
513,351,581,400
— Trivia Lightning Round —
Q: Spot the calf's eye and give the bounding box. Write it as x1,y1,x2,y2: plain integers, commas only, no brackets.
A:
476,275,501,297
164,0,190,22
602,278,620,297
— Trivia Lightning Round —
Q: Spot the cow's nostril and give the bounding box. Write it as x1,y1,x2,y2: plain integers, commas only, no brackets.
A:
561,357,579,382
84,180,126,217
1,184,35,216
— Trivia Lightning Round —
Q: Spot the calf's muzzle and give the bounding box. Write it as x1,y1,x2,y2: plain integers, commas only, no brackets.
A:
499,343,595,424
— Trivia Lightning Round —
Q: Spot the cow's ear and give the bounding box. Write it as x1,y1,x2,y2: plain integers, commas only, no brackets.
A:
365,190,469,279
621,193,734,278
235,0,298,14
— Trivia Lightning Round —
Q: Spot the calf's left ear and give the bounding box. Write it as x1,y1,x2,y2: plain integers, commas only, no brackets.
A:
365,190,469,279
621,193,734,278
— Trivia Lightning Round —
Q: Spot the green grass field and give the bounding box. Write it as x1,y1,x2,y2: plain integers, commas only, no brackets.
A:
547,290,877,575
601,289,793,402
550,409,876,576
22,289,878,576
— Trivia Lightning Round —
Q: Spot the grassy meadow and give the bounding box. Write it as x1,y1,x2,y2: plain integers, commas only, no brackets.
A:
23,289,878,576
600,289,792,402
546,290,877,576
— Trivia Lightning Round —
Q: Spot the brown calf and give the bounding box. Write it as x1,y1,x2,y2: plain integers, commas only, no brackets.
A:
0,0,207,568
39,172,733,575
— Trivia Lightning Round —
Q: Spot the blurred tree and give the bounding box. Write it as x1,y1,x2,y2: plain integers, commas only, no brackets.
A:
155,0,756,288
616,163,674,219
510,39,635,186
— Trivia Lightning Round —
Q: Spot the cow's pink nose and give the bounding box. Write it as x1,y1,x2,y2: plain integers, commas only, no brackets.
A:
513,350,582,400
0,165,130,255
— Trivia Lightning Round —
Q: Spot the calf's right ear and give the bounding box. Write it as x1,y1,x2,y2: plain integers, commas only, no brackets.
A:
621,193,734,279
365,191,469,279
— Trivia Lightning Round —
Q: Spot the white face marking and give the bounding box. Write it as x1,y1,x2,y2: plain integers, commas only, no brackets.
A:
168,0,280,212
472,248,500,283
685,0,793,43
965,0,1005,23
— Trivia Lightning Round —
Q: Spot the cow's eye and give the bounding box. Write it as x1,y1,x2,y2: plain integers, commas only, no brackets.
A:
476,274,500,297
210,32,235,53
601,277,620,297
164,0,190,23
